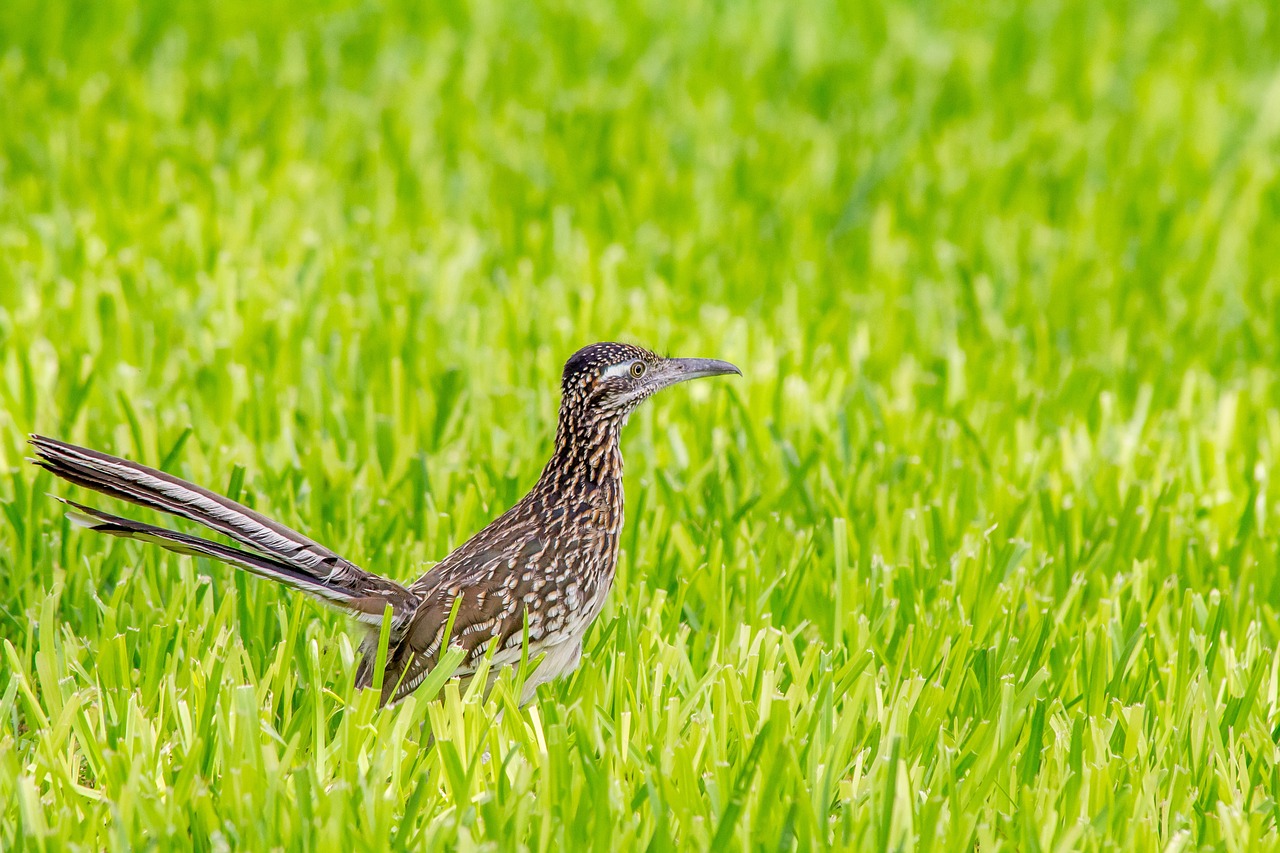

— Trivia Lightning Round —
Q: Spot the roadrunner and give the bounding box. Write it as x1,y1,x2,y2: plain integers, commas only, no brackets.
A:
31,343,739,705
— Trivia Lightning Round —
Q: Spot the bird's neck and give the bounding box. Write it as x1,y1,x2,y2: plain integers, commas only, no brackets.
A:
535,410,626,499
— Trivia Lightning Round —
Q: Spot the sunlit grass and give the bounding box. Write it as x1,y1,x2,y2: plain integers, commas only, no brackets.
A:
2,0,1280,848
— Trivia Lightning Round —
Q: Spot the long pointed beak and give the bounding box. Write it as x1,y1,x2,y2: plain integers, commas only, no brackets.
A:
660,357,743,387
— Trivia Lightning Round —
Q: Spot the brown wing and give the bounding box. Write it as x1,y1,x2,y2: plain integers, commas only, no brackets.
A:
369,536,558,703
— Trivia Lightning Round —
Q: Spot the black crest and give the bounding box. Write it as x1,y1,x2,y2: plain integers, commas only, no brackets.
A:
562,342,656,389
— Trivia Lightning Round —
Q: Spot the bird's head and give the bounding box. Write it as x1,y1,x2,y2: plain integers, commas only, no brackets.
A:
560,342,741,422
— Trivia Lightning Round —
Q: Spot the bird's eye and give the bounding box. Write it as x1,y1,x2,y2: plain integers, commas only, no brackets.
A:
629,361,647,378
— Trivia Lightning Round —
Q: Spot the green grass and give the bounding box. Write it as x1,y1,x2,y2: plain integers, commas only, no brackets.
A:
2,0,1280,848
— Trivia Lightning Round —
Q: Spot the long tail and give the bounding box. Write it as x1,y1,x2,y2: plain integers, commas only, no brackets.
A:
29,435,418,625
59,498,381,607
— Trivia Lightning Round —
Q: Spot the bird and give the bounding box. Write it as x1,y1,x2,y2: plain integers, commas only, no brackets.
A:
30,342,740,705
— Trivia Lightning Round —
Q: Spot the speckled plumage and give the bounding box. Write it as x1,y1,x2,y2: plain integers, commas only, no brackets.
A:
31,342,740,705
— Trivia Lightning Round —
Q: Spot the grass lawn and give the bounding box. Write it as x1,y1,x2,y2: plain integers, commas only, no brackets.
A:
3,0,1280,848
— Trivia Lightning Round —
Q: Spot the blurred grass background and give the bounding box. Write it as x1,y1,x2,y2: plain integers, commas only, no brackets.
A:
2,0,1280,848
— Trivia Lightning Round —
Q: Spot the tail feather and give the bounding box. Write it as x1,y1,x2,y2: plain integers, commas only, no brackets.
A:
30,435,419,624
58,498,370,608
29,435,342,573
